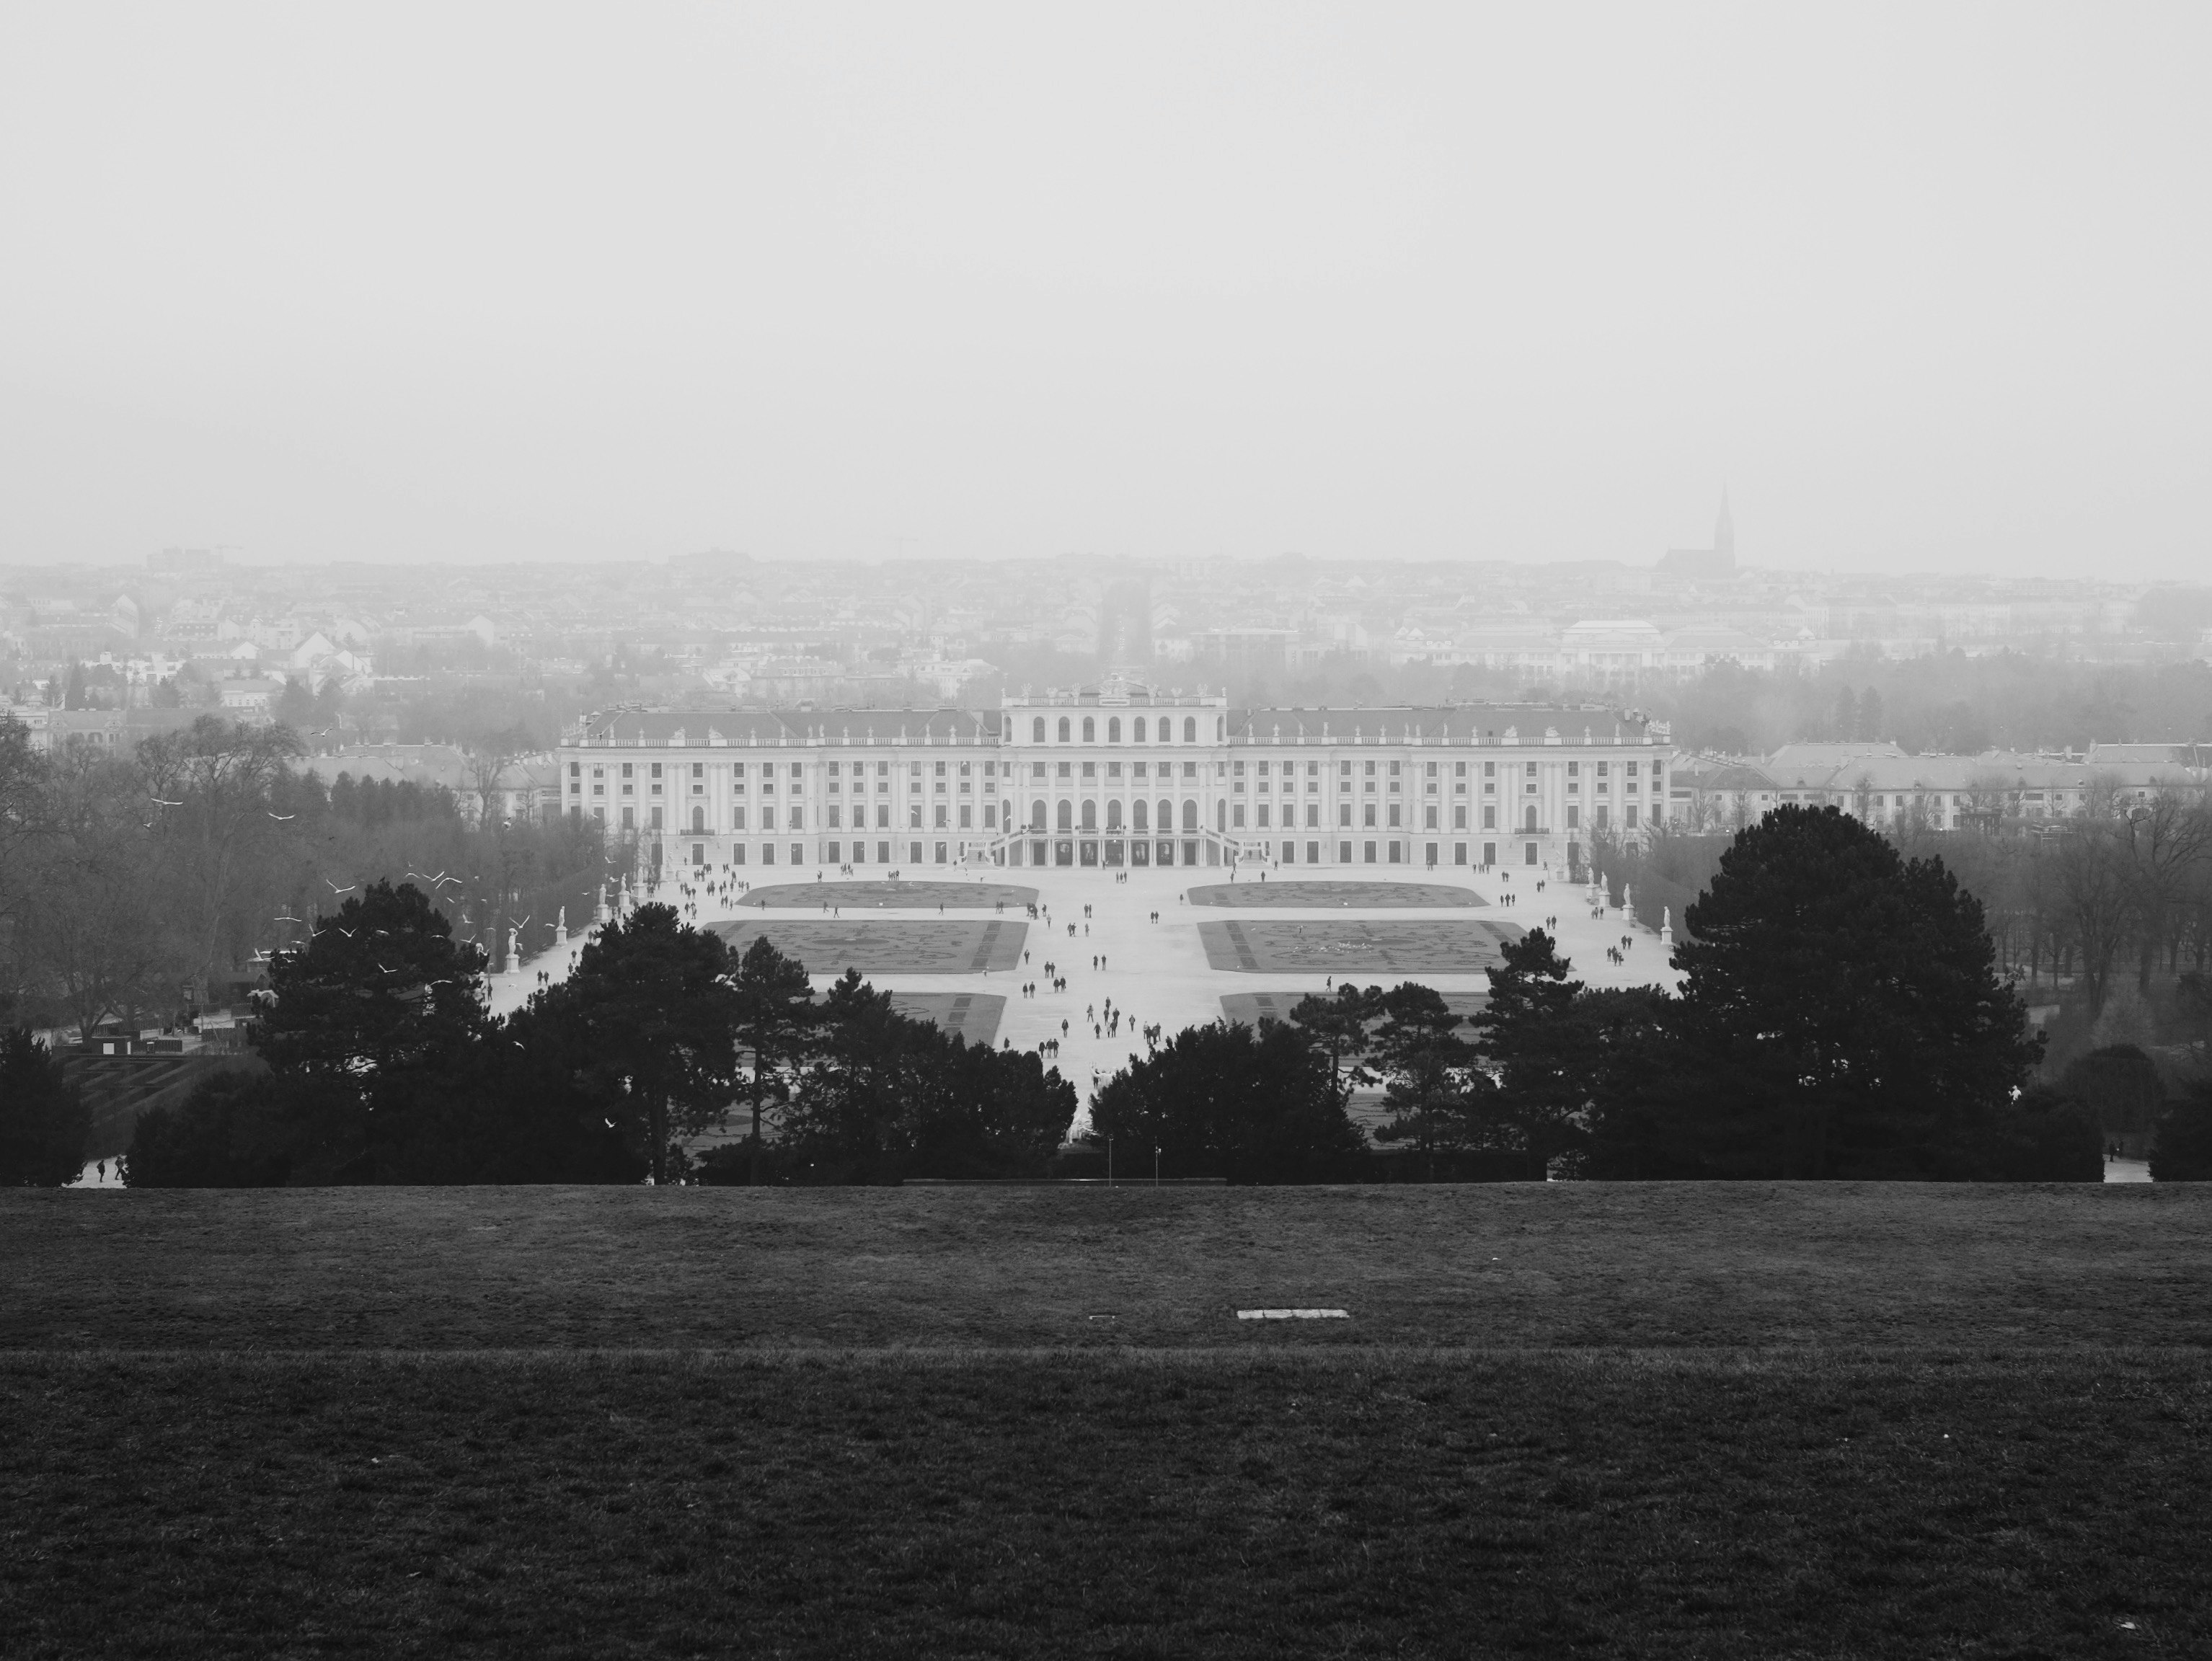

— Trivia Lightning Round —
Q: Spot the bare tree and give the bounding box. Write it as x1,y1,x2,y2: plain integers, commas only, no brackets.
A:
2118,793,2212,995
138,717,304,1000
2052,823,2134,1018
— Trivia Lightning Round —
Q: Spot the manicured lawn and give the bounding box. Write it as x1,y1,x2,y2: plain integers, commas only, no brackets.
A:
4,1350,2204,1658
4,1184,2208,1351
7,1187,2208,1655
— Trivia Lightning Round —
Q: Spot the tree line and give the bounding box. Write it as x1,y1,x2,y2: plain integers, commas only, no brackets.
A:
0,713,622,1041
114,883,1074,1186
1092,807,2210,1183
1592,796,2212,1070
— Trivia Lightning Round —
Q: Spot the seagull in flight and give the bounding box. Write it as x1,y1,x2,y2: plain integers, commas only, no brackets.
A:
269,812,295,821
150,797,182,807
326,880,356,894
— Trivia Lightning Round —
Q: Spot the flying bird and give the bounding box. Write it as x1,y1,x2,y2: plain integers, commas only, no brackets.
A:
326,880,355,894
268,812,294,821
150,797,182,807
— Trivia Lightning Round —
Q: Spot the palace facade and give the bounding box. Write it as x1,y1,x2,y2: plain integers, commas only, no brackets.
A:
560,688,1673,874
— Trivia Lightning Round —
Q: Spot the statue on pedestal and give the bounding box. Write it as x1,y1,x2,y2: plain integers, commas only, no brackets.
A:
593,882,609,924
1660,905,1675,947
507,926,520,972
554,907,567,945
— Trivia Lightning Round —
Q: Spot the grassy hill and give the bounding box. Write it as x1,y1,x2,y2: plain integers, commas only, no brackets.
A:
8,1183,2209,1350
5,1186,2208,1657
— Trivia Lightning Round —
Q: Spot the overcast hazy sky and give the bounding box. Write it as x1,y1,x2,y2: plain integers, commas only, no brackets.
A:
2,3,2206,577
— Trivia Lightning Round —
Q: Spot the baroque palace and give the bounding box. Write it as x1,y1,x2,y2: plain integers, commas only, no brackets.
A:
560,686,1673,874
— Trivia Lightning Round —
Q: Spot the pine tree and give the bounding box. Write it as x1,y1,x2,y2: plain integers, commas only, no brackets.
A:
0,1028,90,1186
546,903,743,1184
730,932,819,1184
1672,805,2040,1177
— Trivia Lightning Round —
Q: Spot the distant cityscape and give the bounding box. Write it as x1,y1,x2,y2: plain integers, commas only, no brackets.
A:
10,504,2211,730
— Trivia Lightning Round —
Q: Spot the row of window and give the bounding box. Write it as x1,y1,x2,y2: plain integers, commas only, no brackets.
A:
673,836,1556,872
614,798,1653,836
1029,715,1215,744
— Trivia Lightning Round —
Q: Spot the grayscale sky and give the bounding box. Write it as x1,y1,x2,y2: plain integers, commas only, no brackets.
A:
2,3,2206,576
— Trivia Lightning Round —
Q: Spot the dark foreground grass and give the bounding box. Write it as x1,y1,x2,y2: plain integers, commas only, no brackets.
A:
4,1349,2205,1659
8,1183,2211,1350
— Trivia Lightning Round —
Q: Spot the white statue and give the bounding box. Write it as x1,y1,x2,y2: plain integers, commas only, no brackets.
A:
593,882,610,924
1660,905,1675,947
554,907,567,945
507,926,519,970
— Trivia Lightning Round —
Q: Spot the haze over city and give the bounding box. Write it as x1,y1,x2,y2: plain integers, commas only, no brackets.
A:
4,2,2208,577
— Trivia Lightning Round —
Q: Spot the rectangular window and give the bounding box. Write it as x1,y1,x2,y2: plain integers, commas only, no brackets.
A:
1567,805,1580,829
1339,841,1352,862
1339,804,1351,827
1482,807,1495,829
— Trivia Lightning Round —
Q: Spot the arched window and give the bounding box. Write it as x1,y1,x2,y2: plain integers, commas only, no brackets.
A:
1081,800,1097,831
1057,717,1070,743
1031,800,1047,830
691,806,704,832
1032,717,1045,743
1182,799,1198,832
1183,717,1196,743
1524,805,1538,831
1106,800,1123,830
1133,717,1146,743
1132,800,1149,832
1082,717,1095,743
1107,717,1120,743
1158,798,1172,833
1057,800,1073,831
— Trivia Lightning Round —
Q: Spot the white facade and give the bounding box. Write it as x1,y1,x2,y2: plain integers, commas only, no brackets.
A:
559,691,1675,874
